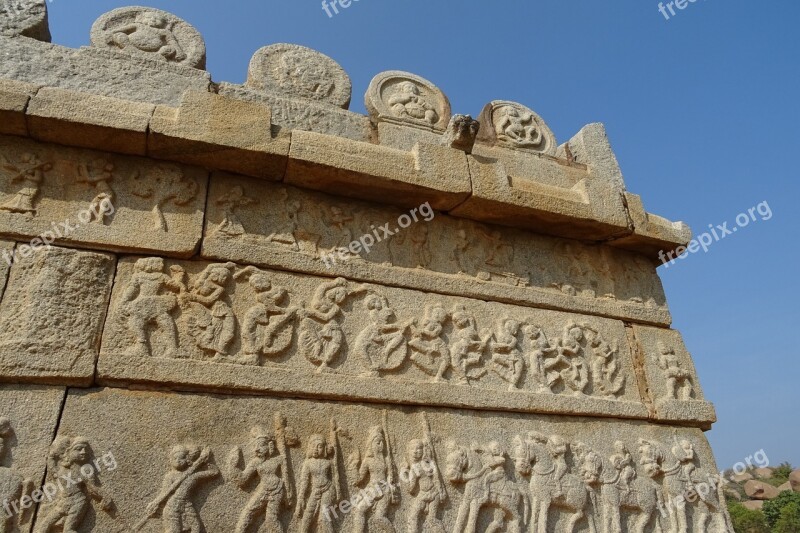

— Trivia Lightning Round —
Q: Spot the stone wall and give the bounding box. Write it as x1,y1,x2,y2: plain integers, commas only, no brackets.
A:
0,2,731,532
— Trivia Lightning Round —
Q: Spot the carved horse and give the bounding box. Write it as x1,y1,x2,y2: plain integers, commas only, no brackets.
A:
598,469,664,533
446,442,524,533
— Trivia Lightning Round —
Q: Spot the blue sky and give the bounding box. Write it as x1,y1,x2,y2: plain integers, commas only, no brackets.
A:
48,0,799,469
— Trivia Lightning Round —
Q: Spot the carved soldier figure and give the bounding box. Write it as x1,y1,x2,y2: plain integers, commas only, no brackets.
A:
0,418,31,533
388,81,438,125
76,158,115,224
106,11,186,62
408,305,450,382
141,445,220,533
356,294,412,377
657,342,694,400
35,437,114,533
450,306,489,385
489,318,525,390
0,152,51,215
295,421,343,533
610,441,636,494
215,185,254,236
402,414,447,533
347,423,397,533
184,263,237,361
120,257,185,358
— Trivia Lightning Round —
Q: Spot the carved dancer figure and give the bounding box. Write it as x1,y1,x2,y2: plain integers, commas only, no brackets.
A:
450,228,472,275
524,325,557,392
446,440,522,533
409,223,432,268
402,414,447,533
35,437,114,533
295,420,343,533
347,415,398,533
184,263,237,361
106,11,186,62
0,153,51,215
268,189,302,251
76,158,116,224
120,257,185,358
215,185,254,236
449,306,489,385
356,294,412,377
408,305,450,382
494,105,543,146
388,81,438,125
544,324,589,395
585,327,626,397
139,445,220,533
236,268,298,365
657,342,694,400
489,318,525,390
298,278,366,373
229,416,299,533
0,418,32,533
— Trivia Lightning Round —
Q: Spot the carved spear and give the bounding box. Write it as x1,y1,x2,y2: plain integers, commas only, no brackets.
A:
421,412,448,503
274,412,299,507
382,410,399,503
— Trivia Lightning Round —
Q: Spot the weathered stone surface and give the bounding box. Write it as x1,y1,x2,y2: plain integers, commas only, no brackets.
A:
476,100,557,155
753,466,774,479
0,36,211,107
99,256,651,420
610,192,692,258
0,78,39,137
149,90,290,179
744,479,780,500
0,0,50,40
202,174,671,325
0,385,65,533
246,43,351,109
0,246,114,385
27,87,154,155
790,469,800,492
731,471,754,483
633,325,716,426
90,6,206,69
0,135,207,256
51,387,730,533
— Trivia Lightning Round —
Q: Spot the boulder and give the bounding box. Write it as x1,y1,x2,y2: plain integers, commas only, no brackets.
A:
725,488,743,501
791,469,800,492
744,480,780,500
753,467,774,479
742,500,764,511
731,471,754,483
778,481,792,493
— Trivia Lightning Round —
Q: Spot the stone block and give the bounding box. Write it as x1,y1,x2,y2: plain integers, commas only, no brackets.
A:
0,78,39,137
609,192,692,258
149,90,290,179
27,87,154,155
0,135,207,257
0,0,50,41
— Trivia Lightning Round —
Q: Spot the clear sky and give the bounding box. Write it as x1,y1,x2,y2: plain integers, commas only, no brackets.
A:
46,0,799,470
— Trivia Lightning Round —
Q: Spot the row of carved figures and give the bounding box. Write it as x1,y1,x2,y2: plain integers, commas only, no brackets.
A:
116,259,628,396
3,413,730,533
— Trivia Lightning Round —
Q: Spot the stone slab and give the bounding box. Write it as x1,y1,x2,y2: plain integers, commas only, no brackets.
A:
50,386,731,533
0,245,115,385
149,90,290,180
609,192,692,258
27,87,155,156
98,256,655,421
285,130,472,212
633,325,716,427
0,135,207,257
0,78,39,137
0,384,66,533
202,174,672,326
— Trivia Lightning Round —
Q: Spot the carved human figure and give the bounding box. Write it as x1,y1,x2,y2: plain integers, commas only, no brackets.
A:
347,422,397,533
489,318,525,390
277,49,335,101
544,324,589,395
449,306,489,384
131,165,197,231
298,278,366,373
141,445,219,533
450,227,473,275
183,263,237,361
35,437,114,533
0,418,31,533
446,440,522,533
408,305,450,382
76,158,116,224
0,152,51,215
409,223,432,269
356,294,412,377
120,257,185,358
295,421,343,533
476,228,527,286
494,104,543,147
229,417,299,533
657,342,694,400
585,327,626,397
105,11,186,62
388,81,438,125
524,325,557,393
236,268,298,365
268,188,302,251
215,185,254,236
402,414,447,533
325,205,356,257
